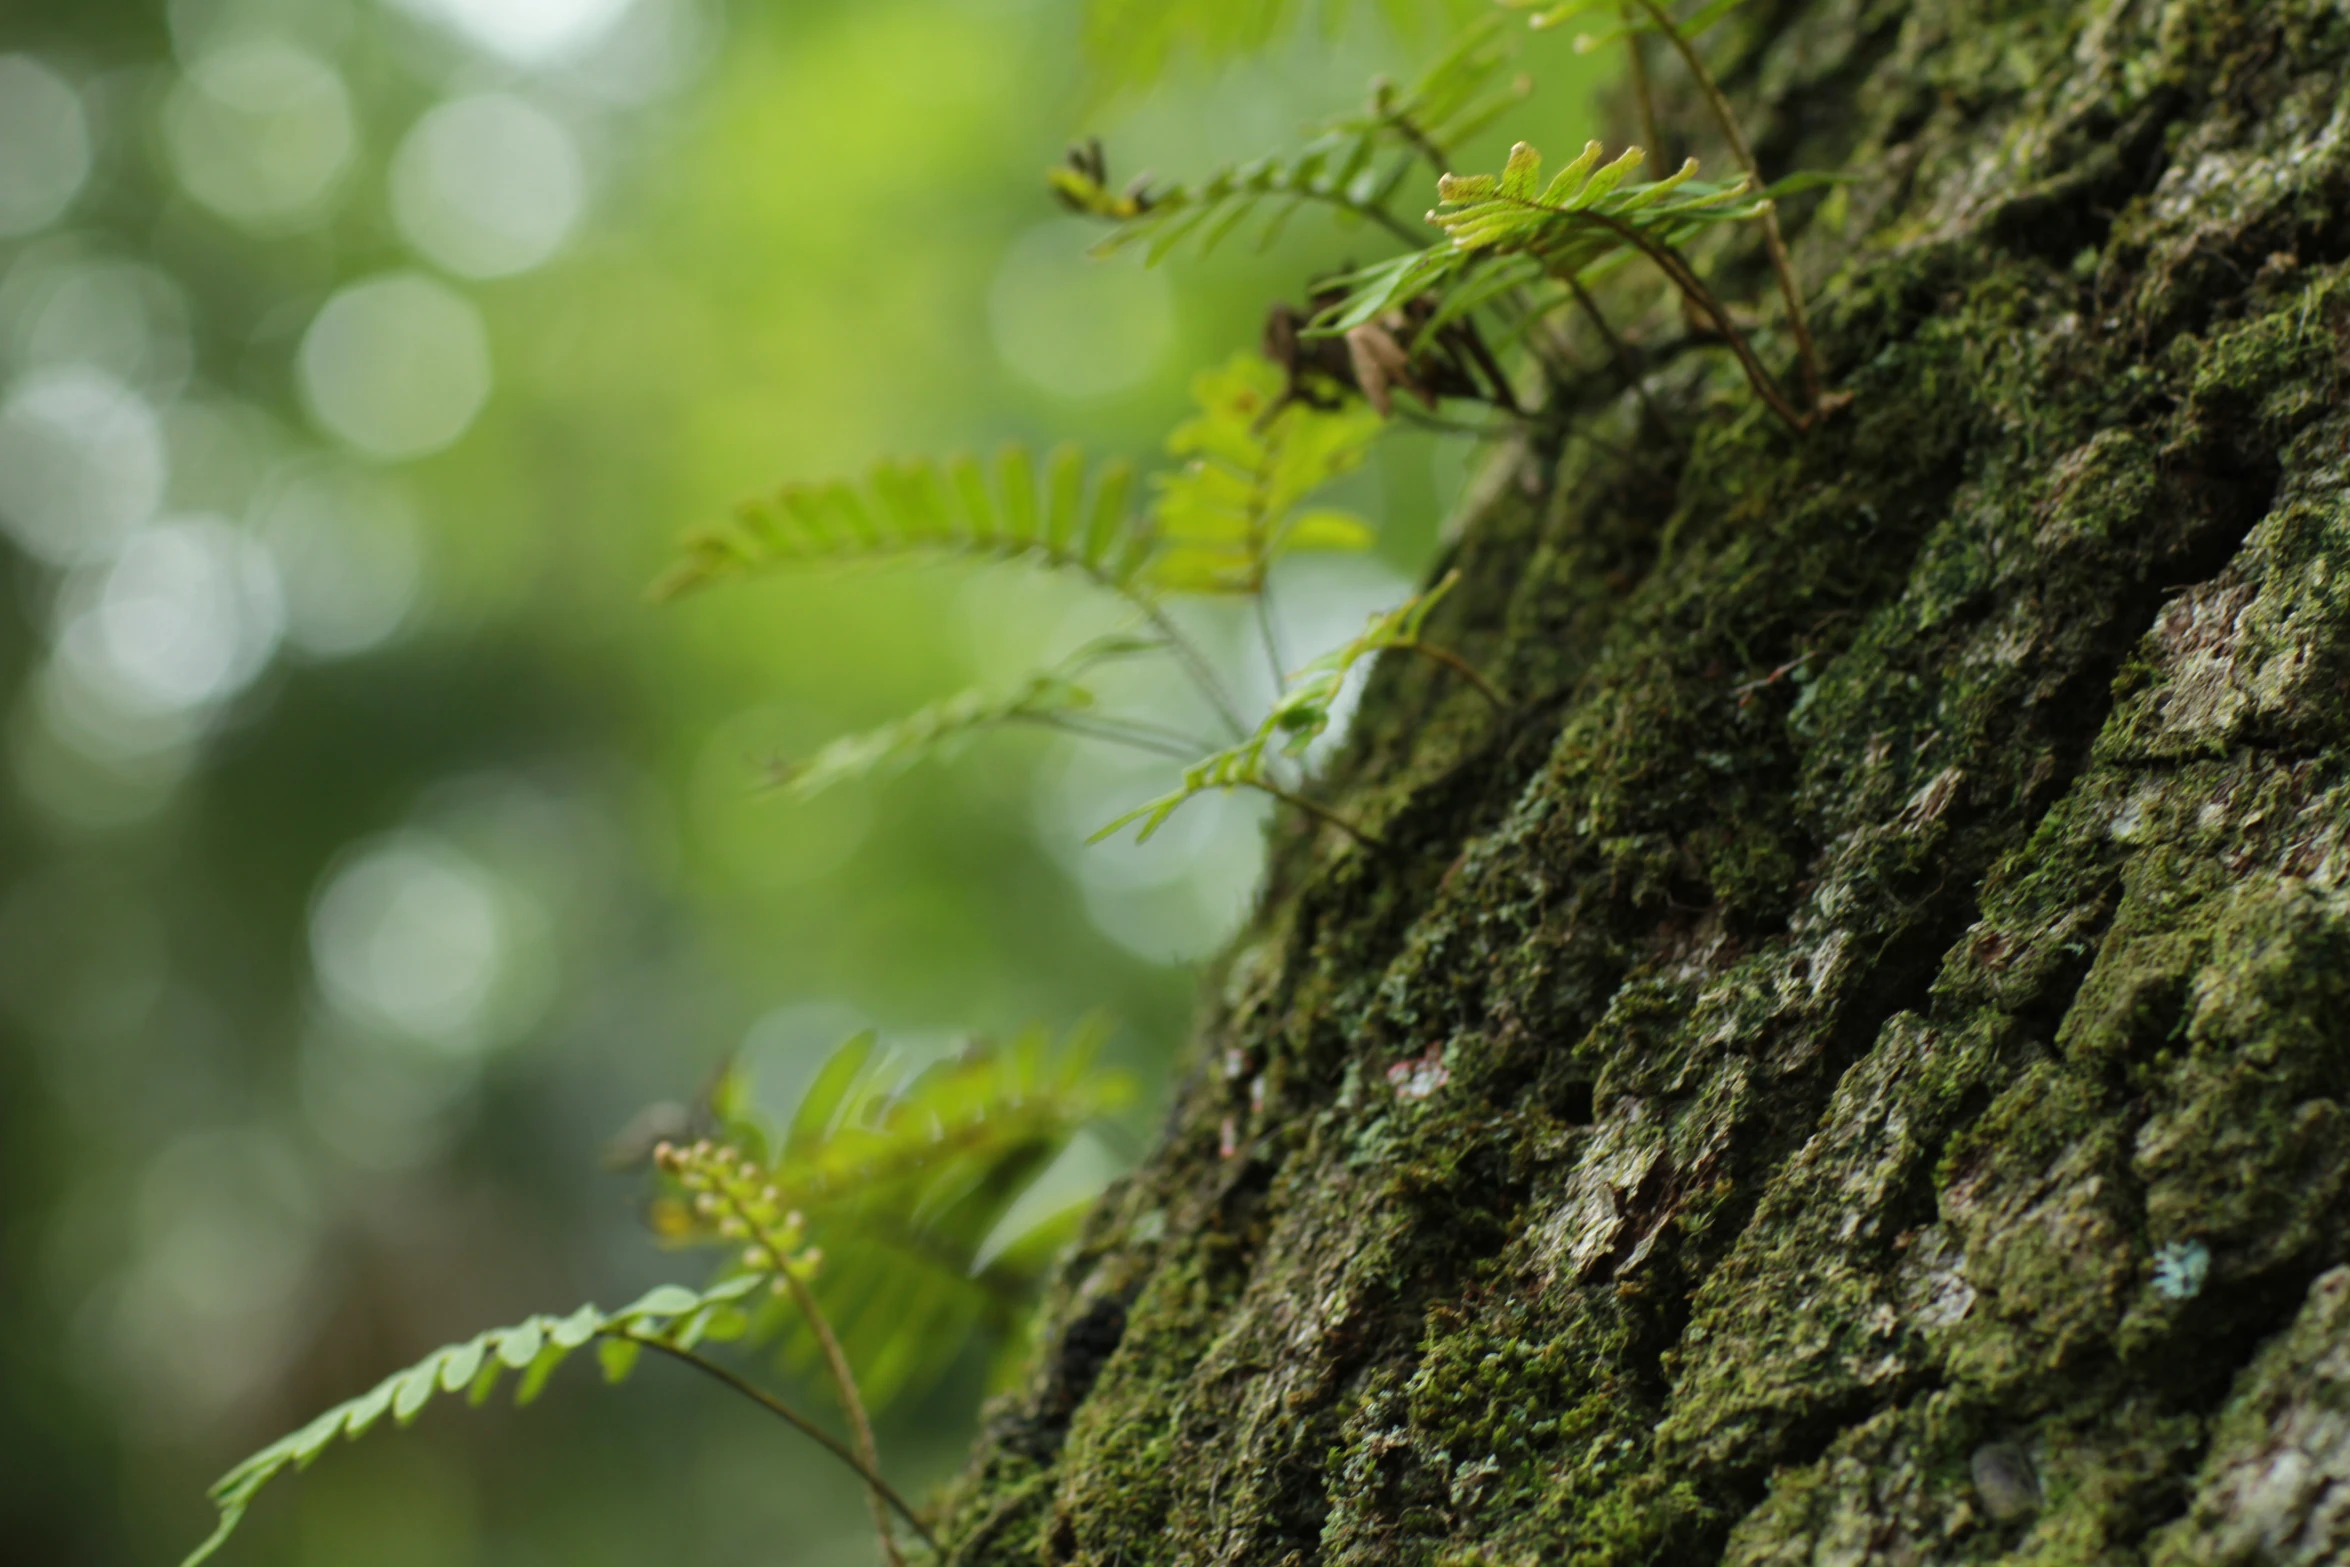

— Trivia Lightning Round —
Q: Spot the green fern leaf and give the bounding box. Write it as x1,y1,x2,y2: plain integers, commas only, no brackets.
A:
1063,15,1524,263
664,1022,1131,1410
185,1277,765,1567
1262,567,1460,754
1146,354,1381,595
1087,733,1273,844
1311,141,1765,334
653,444,1147,601
1089,571,1460,843
766,673,1098,801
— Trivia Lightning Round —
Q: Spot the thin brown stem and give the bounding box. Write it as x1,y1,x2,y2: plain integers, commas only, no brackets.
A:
1119,590,1248,740
1566,276,1683,454
622,1337,939,1553
778,1267,899,1567
1405,643,1510,708
1625,0,1821,407
712,1190,901,1567
1449,316,1524,415
1389,113,1451,177
1247,780,1382,848
1580,210,1808,432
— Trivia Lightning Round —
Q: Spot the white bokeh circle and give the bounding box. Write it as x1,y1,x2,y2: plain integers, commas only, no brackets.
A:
161,40,355,231
391,94,585,279
0,55,92,236
297,272,492,460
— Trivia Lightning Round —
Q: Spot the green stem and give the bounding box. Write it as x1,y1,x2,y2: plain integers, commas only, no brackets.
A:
1254,579,1289,695
1024,715,1211,763
1129,593,1249,741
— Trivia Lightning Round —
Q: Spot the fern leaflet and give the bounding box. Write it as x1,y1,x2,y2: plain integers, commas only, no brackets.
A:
1314,140,1816,428
1313,140,1764,334
655,1022,1133,1409
1089,570,1467,845
1054,16,1527,262
187,1277,774,1566
654,443,1146,601
1150,354,1382,595
766,673,1100,801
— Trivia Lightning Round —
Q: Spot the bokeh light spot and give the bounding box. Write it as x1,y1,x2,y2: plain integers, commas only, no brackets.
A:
298,272,493,460
310,832,530,1053
391,94,586,279
162,39,355,232
0,56,92,236
56,516,284,715
254,464,424,656
2,248,196,397
988,219,1175,399
0,366,166,566
395,0,637,66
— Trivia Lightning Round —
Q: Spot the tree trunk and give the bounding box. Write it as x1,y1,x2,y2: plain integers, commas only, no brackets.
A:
940,1,2350,1561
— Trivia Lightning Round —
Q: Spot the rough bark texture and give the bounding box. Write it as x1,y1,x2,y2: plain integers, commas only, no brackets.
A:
940,1,2350,1562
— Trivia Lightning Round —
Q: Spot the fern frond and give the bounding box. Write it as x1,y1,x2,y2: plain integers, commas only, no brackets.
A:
1312,140,1764,336
1058,15,1526,263
1087,733,1275,844
766,673,1099,801
662,1022,1132,1409
654,444,1144,601
1261,567,1463,753
186,1277,769,1567
1089,571,1469,844
1147,354,1382,595
1312,140,1815,429
1332,13,1531,160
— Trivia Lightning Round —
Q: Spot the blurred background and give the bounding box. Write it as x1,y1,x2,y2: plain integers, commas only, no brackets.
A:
0,1,1603,1562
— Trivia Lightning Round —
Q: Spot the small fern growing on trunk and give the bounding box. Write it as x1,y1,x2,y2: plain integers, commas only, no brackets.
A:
185,1027,1126,1566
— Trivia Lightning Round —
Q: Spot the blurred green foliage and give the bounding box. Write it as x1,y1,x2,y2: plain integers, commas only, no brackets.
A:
0,2,1605,1563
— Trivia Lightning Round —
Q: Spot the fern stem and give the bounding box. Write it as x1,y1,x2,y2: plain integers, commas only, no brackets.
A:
710,1187,903,1567
625,1337,939,1553
786,1268,901,1567
1578,210,1808,432
1389,112,1452,178
1254,581,1289,695
1124,592,1249,740
1566,276,1683,455
1405,642,1510,708
1362,203,1431,247
1024,714,1208,763
1624,0,1822,408
1248,780,1381,849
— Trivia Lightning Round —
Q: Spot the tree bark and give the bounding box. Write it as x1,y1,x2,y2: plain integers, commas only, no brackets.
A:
941,1,2350,1562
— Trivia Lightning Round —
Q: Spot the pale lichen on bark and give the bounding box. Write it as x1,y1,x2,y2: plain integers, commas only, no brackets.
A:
937,1,2350,1562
